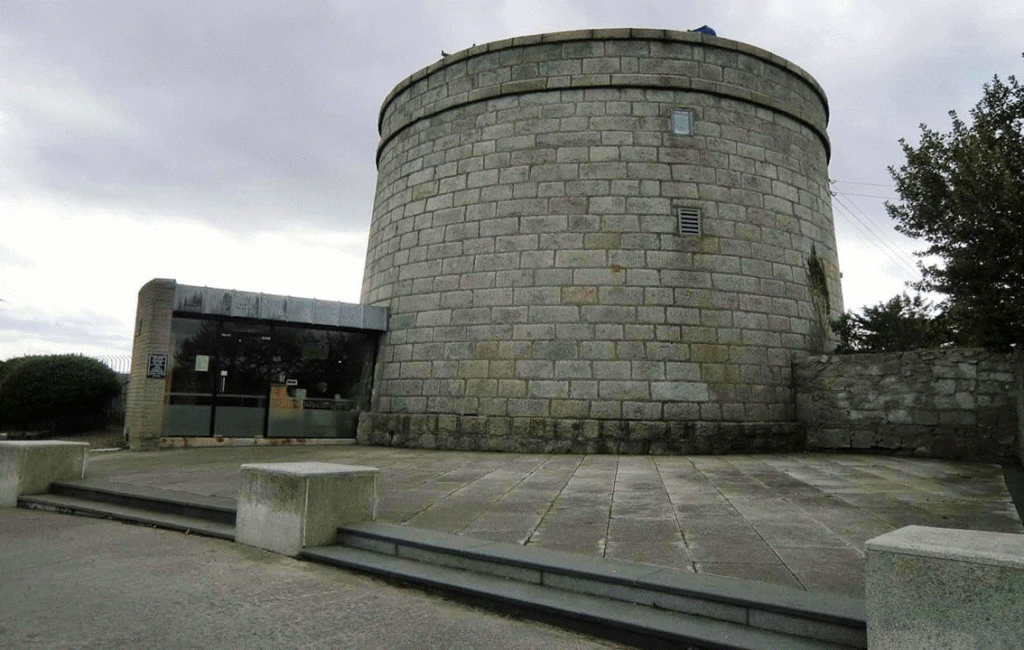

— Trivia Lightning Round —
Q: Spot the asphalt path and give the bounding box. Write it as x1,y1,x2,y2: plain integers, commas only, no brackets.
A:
0,507,626,650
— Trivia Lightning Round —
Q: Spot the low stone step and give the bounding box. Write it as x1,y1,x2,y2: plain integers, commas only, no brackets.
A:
18,493,236,540
303,545,856,650
48,479,236,525
330,522,866,649
16,479,866,650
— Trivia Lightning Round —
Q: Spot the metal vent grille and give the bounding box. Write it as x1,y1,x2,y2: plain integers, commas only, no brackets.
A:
677,207,701,236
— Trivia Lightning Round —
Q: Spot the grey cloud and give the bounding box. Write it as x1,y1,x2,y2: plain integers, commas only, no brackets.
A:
0,309,128,352
3,1,399,231
2,0,1022,363
0,245,37,271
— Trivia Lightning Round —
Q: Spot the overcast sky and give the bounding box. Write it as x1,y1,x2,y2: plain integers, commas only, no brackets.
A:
2,0,1021,363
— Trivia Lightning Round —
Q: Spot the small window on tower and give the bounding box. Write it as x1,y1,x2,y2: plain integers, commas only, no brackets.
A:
677,207,701,236
671,108,693,135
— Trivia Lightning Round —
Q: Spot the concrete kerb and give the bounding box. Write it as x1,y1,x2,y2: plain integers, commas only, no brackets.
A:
865,525,1024,649
0,441,89,507
235,462,380,556
332,520,867,647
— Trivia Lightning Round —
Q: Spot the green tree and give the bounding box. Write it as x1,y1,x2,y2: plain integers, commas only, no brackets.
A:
886,63,1023,463
832,293,951,353
886,68,1024,350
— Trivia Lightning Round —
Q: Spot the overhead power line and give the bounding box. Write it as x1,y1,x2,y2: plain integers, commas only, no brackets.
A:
832,198,919,280
832,192,918,275
835,191,897,200
829,178,898,201
828,181,920,279
830,179,896,189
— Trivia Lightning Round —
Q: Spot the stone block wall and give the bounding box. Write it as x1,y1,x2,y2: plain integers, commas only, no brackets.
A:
794,348,1018,460
357,412,805,455
360,29,842,453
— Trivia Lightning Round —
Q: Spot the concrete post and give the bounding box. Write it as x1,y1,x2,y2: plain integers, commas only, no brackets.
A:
866,525,1024,649
235,462,379,556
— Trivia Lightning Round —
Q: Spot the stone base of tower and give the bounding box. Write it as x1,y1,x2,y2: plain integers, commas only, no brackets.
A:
357,413,805,455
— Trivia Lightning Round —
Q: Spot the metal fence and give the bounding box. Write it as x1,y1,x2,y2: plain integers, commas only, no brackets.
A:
92,355,132,374
92,355,131,426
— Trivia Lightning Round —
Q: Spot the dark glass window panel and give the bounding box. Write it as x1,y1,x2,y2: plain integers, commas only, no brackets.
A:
168,317,218,395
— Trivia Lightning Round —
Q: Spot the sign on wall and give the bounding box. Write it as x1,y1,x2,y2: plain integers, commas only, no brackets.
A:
147,354,167,379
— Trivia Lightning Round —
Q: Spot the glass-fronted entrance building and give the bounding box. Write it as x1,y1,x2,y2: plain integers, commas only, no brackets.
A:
124,279,387,450
165,316,378,439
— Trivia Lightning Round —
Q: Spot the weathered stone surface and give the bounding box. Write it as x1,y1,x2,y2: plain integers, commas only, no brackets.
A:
361,30,840,453
236,462,379,556
357,412,804,455
866,526,1024,650
795,348,1016,460
0,441,89,506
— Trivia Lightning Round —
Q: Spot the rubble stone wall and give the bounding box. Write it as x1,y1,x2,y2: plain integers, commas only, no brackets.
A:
794,348,1018,461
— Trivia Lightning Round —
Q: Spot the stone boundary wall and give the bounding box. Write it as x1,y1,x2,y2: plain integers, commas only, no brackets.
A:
794,348,1018,461
866,526,1024,649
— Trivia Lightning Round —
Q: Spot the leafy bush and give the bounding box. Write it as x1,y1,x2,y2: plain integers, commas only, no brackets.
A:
831,293,953,353
0,356,30,386
0,355,122,433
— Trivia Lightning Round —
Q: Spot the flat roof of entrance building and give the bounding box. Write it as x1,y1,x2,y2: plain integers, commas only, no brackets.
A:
173,283,387,331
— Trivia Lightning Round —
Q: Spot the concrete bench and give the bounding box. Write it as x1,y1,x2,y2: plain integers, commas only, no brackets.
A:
866,525,1024,649
235,462,379,556
0,441,90,506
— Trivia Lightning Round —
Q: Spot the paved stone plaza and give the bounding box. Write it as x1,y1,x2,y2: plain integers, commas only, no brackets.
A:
85,446,1023,598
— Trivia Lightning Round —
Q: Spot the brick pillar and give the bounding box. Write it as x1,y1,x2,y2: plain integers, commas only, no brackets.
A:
124,279,176,450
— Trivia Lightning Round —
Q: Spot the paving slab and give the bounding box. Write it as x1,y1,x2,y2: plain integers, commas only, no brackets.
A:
82,446,1024,598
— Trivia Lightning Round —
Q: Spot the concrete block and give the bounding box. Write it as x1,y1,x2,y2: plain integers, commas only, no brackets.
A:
0,441,89,506
236,462,379,556
866,525,1024,650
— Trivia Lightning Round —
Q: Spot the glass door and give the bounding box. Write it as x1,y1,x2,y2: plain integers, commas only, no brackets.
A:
211,321,271,437
164,318,217,437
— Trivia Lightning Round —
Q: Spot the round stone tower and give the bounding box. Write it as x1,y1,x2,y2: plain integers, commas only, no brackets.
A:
359,28,842,453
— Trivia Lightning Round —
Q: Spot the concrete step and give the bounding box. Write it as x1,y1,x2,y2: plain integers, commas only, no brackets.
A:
312,522,866,650
18,492,236,540
18,479,237,540
48,479,237,524
303,545,858,650
17,481,865,649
